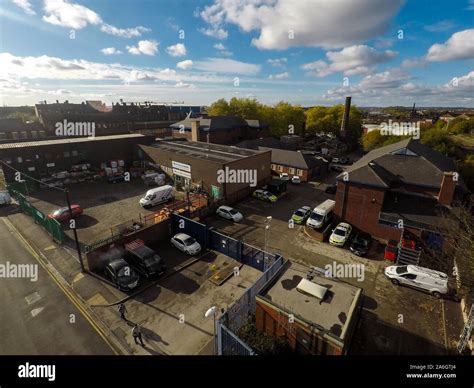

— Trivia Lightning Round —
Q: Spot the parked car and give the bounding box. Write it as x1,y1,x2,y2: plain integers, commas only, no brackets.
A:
291,176,301,184
325,184,337,194
350,233,371,256
171,233,201,255
384,265,449,298
329,222,352,247
107,174,126,183
216,205,243,222
279,172,290,181
332,157,340,164
384,239,399,262
291,206,312,224
339,157,350,165
125,240,166,279
0,191,12,206
105,258,140,292
330,165,344,172
252,189,277,203
48,205,83,222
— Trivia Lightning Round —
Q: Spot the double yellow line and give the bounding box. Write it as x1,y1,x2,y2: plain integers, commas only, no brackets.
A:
2,217,122,355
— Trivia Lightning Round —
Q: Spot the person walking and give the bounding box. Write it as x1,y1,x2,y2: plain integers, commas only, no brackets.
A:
132,324,145,347
118,303,127,320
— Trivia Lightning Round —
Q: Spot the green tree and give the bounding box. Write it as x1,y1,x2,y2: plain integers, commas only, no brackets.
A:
362,130,385,151
207,98,230,116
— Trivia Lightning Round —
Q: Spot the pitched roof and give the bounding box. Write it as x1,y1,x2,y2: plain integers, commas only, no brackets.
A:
259,147,320,170
170,116,259,131
338,139,458,189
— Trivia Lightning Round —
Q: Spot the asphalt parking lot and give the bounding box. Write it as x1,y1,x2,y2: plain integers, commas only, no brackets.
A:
200,180,463,355
94,243,261,355
25,179,189,243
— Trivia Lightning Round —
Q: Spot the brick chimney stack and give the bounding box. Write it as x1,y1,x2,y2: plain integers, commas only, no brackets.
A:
340,96,351,139
191,120,200,142
438,172,457,206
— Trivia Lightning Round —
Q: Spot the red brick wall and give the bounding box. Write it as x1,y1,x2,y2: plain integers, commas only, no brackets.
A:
334,182,402,242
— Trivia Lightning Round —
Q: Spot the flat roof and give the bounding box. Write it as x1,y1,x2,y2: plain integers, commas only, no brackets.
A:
259,262,361,340
0,134,149,150
144,140,266,164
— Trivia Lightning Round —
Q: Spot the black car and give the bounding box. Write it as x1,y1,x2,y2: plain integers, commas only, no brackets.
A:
325,184,337,194
105,258,140,291
107,174,126,183
125,245,166,279
330,165,344,172
350,234,371,256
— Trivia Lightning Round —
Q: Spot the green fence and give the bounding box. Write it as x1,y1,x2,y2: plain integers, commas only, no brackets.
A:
83,234,121,253
8,189,65,244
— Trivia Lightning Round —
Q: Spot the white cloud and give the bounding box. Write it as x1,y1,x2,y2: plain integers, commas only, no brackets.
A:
213,43,226,50
176,60,193,70
174,81,192,88
193,58,260,75
100,24,150,38
101,47,122,55
426,29,474,61
166,43,187,57
43,0,102,29
127,40,159,56
267,58,287,68
200,0,403,50
198,27,228,40
268,71,289,80
424,20,455,32
213,43,232,56
12,0,35,15
302,45,397,77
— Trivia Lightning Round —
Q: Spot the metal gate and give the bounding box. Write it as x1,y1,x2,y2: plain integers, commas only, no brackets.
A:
209,229,241,261
242,242,266,271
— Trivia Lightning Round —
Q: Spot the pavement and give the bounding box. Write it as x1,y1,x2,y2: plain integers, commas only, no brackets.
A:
0,216,114,355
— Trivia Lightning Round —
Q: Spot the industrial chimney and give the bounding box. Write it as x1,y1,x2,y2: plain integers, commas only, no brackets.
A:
340,96,351,138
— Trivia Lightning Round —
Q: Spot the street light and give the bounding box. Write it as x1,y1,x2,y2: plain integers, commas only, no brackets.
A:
264,216,272,270
205,306,217,355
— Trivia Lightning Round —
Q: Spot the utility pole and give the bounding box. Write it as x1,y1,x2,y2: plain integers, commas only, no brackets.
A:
457,304,473,354
65,189,85,272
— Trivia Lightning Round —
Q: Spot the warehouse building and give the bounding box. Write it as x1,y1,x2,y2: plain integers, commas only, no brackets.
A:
139,140,272,202
0,134,155,183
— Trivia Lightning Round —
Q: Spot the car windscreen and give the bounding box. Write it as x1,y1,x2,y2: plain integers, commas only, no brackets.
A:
184,237,196,246
145,255,162,267
310,213,323,221
294,210,305,217
334,228,346,236
395,266,408,274
229,209,238,215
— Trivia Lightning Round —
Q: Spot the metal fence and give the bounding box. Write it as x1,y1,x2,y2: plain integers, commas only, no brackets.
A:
209,229,241,261
9,189,65,244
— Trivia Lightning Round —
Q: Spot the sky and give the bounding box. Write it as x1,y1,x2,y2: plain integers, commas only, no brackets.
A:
0,0,473,107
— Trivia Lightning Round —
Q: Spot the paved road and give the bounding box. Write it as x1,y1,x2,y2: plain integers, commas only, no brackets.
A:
0,217,114,355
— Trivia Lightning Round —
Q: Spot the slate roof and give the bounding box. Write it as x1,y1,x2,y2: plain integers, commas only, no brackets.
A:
259,147,320,170
170,116,264,131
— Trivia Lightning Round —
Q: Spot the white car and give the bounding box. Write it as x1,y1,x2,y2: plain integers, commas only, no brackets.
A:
329,222,352,247
291,176,301,184
332,157,340,164
279,172,290,181
385,265,449,298
216,205,243,222
171,233,201,255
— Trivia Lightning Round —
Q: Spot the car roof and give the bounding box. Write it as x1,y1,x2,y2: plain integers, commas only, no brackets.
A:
174,233,191,240
218,205,234,211
406,265,448,279
108,258,128,269
336,222,351,229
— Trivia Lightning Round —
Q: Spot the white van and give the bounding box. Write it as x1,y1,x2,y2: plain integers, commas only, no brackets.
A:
0,191,11,206
384,265,449,298
139,185,174,209
306,199,335,229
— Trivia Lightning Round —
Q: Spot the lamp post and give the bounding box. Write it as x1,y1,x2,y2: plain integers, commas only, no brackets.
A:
65,189,85,272
205,306,217,355
264,216,272,270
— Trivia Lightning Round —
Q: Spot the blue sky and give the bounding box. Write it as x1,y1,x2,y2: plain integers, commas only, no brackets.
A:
0,0,473,107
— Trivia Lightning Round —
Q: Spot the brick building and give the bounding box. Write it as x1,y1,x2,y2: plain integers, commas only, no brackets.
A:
334,139,466,242
170,116,268,145
139,140,271,202
256,262,362,355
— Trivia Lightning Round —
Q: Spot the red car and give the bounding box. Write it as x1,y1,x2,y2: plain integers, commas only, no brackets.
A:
48,205,83,222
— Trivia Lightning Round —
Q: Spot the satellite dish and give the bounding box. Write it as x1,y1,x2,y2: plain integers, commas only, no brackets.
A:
205,306,216,318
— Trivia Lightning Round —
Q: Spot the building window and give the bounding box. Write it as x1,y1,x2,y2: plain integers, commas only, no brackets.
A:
21,131,28,138
63,151,70,158
28,167,35,172
271,164,276,170
289,167,295,175
72,150,78,156
12,132,19,139
0,132,6,139
296,169,303,176
17,156,23,163
277,165,283,172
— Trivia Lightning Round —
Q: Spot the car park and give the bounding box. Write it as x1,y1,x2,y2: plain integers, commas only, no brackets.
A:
171,233,202,255
216,205,243,222
252,189,277,203
105,258,140,292
124,240,166,279
291,176,301,184
384,265,449,298
329,222,352,247
349,233,371,256
291,206,312,224
48,205,83,222
279,172,290,181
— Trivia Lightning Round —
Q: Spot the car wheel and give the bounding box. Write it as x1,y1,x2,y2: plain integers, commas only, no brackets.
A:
391,279,400,286
432,291,441,299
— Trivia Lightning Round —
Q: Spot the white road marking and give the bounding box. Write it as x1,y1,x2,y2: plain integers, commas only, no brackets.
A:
30,307,44,317
24,291,41,305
